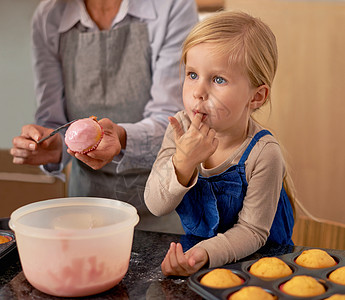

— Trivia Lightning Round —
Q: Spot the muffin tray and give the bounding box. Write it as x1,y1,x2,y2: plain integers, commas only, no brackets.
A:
188,248,345,300
0,218,17,269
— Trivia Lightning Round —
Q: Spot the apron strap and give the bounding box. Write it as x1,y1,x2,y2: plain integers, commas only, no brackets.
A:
238,129,272,165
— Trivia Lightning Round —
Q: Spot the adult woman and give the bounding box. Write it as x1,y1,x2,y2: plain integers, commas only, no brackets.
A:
11,0,198,232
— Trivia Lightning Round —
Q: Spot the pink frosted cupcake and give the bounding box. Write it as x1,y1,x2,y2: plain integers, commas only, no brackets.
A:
65,116,104,154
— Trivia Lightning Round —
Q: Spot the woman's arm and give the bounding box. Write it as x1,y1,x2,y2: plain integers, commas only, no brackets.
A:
116,0,199,174
31,1,71,171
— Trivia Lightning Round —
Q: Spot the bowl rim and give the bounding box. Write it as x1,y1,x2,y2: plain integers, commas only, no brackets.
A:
9,197,139,239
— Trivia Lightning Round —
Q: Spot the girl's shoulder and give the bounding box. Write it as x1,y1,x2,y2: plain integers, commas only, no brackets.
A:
248,118,280,146
245,119,285,174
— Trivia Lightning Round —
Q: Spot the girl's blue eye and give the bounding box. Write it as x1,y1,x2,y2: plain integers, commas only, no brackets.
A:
214,76,226,84
189,72,198,80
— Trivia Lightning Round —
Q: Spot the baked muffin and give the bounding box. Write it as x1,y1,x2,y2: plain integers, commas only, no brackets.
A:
249,257,292,279
200,268,243,288
229,286,275,300
0,235,9,244
281,275,326,297
295,249,337,268
324,295,345,300
329,266,345,285
65,116,104,154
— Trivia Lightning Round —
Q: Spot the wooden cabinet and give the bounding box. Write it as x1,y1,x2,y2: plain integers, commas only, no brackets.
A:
195,0,224,11
0,150,66,217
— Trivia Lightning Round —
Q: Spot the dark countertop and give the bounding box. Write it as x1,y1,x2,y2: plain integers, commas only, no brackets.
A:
1,227,343,300
0,230,202,299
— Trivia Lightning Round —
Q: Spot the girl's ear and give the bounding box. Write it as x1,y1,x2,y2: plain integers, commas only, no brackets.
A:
250,85,269,110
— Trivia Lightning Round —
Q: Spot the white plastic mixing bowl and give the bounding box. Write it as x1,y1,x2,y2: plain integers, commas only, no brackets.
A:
9,197,139,297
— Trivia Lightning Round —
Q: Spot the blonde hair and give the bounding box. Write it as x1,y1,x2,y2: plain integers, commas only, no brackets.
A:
181,11,296,216
181,10,277,105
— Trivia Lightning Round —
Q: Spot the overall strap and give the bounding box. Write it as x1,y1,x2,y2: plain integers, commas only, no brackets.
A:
238,130,272,165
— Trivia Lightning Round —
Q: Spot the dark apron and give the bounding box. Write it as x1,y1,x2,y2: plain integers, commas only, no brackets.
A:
176,130,294,245
59,21,152,215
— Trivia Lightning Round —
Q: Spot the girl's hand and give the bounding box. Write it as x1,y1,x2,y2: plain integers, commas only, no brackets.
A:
169,113,218,186
11,124,62,165
161,242,209,277
68,118,124,170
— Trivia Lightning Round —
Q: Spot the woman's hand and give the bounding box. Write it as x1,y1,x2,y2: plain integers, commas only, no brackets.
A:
161,242,208,277
169,113,218,186
11,124,62,165
68,118,125,170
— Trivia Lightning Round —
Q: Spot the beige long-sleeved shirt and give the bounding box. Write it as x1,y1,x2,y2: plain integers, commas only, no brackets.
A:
144,111,286,267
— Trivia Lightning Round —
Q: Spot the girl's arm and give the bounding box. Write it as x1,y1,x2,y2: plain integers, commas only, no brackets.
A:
144,112,195,216
169,113,218,186
144,111,218,216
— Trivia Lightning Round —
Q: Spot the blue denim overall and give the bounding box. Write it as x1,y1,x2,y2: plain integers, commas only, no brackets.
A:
176,130,294,245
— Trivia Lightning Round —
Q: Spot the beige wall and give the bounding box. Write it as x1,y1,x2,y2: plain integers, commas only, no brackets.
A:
225,0,345,223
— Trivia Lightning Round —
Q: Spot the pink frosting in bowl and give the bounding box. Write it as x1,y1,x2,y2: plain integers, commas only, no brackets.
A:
65,117,104,154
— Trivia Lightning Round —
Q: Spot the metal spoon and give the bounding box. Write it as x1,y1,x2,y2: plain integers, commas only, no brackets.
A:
36,120,77,144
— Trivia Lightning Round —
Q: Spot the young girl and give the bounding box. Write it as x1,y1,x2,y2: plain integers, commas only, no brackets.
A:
144,11,294,276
